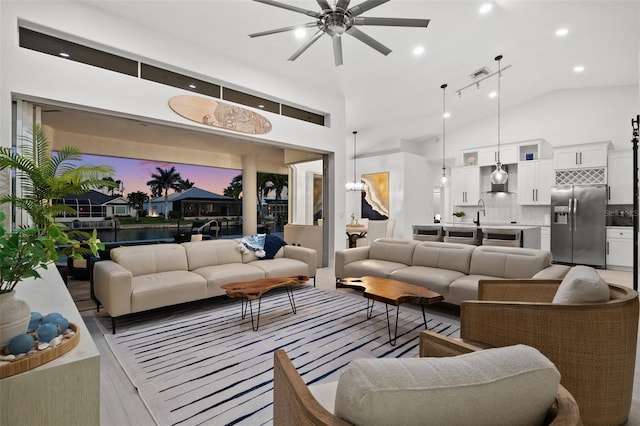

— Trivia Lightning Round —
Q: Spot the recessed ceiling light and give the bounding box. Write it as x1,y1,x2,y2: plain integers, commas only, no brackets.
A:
188,84,196,89
59,52,70,58
294,28,307,39
412,46,425,56
258,104,265,109
443,112,451,118
479,3,493,14
573,65,585,73
488,91,497,98
555,28,569,37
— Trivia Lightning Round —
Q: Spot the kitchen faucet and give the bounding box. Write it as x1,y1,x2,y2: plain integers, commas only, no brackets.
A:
475,198,486,226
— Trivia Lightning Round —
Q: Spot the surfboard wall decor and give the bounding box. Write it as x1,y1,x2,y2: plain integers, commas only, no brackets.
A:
169,95,272,135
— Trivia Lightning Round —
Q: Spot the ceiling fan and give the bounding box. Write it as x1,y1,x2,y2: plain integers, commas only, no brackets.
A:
249,0,430,66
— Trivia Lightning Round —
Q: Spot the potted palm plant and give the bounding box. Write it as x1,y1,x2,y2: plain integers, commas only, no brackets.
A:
0,124,115,346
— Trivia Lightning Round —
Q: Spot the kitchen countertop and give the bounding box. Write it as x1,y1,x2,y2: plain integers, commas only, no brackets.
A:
417,223,541,230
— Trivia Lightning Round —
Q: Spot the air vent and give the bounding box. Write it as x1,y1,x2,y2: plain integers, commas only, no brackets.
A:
470,67,490,80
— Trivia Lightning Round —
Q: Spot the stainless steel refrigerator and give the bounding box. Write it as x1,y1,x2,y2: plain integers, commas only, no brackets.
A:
550,185,607,267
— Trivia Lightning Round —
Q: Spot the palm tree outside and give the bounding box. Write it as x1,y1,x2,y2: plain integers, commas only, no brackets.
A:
146,166,183,219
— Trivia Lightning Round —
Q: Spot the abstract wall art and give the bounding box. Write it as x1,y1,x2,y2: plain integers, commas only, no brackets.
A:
361,171,389,220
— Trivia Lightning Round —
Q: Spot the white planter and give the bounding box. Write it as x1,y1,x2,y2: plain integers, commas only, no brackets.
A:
0,290,31,348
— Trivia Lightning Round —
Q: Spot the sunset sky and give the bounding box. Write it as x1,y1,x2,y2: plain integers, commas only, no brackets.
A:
77,153,242,197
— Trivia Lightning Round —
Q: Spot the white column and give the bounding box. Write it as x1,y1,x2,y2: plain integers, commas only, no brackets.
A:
242,155,257,236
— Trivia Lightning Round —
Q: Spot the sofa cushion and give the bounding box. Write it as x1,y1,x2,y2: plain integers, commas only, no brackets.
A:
343,259,408,279
193,263,266,296
334,344,560,426
368,239,418,266
130,271,207,313
111,244,188,276
182,239,244,270
553,265,610,303
390,266,464,296
411,241,475,274
248,258,310,278
469,245,551,279
447,275,500,305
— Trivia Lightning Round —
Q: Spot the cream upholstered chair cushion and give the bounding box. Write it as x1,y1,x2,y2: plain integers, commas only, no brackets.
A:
552,265,610,303
332,344,560,426
356,219,395,247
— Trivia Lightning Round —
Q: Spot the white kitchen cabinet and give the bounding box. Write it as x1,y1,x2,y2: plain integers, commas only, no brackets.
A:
540,226,550,251
517,159,553,205
450,166,480,206
606,227,634,269
553,142,610,170
477,145,518,166
607,150,633,205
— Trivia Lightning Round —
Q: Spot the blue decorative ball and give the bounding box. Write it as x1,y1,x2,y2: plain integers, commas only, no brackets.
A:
36,323,58,343
51,316,69,334
8,333,35,355
43,312,63,324
28,312,43,331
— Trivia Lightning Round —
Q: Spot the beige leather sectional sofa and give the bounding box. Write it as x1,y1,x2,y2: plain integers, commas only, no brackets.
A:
335,239,570,305
93,239,317,332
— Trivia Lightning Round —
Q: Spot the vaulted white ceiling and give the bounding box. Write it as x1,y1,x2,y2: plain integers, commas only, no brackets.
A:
60,1,640,151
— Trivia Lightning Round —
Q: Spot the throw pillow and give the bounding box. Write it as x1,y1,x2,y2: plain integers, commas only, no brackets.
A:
552,265,610,303
334,344,560,426
262,234,287,259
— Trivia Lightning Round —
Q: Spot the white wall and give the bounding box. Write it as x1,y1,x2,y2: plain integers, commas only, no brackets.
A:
349,151,433,239
0,2,350,257
425,85,639,162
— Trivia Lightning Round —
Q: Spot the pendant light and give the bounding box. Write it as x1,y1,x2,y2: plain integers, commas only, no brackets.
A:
440,83,448,186
490,54,509,185
345,131,366,191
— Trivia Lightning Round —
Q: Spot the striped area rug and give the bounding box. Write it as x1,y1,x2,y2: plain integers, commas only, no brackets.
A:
102,285,460,426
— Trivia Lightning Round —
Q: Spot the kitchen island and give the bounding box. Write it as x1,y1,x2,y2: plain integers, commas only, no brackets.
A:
413,223,541,249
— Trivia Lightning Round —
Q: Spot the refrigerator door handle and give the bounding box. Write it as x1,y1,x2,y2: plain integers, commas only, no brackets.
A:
573,198,578,231
568,197,573,230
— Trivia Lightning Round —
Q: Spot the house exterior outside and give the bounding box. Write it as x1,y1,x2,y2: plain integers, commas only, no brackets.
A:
147,187,242,219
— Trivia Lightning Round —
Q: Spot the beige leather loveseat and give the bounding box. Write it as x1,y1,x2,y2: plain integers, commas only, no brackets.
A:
335,239,569,305
94,239,317,332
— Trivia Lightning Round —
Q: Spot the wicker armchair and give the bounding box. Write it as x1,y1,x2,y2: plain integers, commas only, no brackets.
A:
421,279,638,426
273,347,582,425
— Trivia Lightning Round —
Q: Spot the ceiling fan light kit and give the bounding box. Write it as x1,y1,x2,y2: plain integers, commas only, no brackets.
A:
250,0,430,66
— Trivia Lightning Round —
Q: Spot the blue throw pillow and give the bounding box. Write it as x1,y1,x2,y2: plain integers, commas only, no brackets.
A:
262,235,287,259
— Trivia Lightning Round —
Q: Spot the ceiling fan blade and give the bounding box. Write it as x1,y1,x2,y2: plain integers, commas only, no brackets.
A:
348,0,389,17
332,36,344,66
335,0,351,12
253,0,322,19
288,29,325,61
249,22,318,38
346,26,392,56
316,0,332,12
353,17,430,27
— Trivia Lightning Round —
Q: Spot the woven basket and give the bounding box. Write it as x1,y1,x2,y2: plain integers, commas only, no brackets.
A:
0,323,79,379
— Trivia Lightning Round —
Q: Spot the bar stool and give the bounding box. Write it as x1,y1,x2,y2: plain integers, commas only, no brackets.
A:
481,228,522,247
443,226,479,245
412,225,443,242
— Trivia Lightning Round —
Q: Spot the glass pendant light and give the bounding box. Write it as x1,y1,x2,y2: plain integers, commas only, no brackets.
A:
345,131,366,191
440,83,448,186
490,54,509,185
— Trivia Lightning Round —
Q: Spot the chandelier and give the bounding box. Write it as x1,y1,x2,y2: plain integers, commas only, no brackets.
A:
490,54,508,185
345,131,366,191
440,83,448,186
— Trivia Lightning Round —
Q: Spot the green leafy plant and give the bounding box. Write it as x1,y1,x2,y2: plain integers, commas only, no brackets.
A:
453,211,466,218
0,124,115,293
